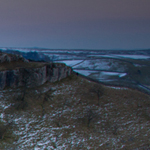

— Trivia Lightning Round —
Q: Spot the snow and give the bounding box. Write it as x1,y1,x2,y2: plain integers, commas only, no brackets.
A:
74,70,98,76
100,71,127,78
55,60,83,67
119,73,127,77
74,59,111,70
112,54,150,59
87,71,127,81
107,86,128,90
1,48,35,53
2,48,150,60
88,54,150,59
88,54,116,58
0,113,4,119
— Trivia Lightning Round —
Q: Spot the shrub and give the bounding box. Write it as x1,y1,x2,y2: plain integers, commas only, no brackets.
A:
0,121,6,140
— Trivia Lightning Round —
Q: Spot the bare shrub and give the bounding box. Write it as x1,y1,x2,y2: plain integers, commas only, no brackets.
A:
79,107,98,128
0,122,6,140
0,121,13,140
89,84,104,106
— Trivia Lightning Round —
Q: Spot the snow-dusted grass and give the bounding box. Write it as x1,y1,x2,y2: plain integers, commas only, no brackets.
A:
0,75,150,149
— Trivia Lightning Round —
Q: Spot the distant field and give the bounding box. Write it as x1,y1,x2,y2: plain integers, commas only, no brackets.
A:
1,48,150,94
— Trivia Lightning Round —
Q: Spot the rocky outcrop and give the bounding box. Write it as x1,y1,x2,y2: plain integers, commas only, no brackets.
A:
0,52,28,63
0,53,72,90
0,63,72,90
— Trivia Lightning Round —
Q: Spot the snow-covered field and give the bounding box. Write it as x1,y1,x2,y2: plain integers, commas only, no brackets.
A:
98,71,127,79
55,60,83,67
88,54,150,59
111,54,150,59
74,70,99,76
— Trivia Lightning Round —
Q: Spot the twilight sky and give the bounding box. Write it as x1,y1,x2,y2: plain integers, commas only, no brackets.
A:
0,0,150,50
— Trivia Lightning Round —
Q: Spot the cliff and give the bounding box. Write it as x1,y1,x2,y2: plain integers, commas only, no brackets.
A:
0,53,72,90
0,52,28,63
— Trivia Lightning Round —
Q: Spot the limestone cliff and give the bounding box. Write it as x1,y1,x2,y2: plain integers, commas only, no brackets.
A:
0,53,72,89
0,52,28,63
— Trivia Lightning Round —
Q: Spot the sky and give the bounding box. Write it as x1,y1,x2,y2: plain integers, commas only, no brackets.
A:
0,0,150,50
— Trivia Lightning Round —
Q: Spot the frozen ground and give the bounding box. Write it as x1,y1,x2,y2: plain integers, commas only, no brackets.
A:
0,75,150,149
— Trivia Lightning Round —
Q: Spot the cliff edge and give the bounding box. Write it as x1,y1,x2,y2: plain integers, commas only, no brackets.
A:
0,52,72,89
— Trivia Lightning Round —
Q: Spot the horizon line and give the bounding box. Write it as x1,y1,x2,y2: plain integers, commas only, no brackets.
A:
0,47,150,51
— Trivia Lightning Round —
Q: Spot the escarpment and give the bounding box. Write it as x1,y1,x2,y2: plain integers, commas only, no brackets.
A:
0,52,28,63
0,53,72,89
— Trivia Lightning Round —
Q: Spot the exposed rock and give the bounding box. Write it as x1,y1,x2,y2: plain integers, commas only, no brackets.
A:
0,53,72,90
0,52,28,63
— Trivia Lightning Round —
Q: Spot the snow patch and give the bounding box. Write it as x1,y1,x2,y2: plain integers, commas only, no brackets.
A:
55,60,83,67
74,70,98,76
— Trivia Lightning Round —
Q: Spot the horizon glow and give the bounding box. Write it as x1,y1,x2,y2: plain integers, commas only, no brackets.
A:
0,0,150,50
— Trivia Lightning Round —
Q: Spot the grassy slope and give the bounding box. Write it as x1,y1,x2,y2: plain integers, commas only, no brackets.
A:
0,74,150,149
0,62,48,71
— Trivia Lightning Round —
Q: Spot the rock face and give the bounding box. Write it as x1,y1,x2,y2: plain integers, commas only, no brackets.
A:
0,52,28,63
0,53,72,90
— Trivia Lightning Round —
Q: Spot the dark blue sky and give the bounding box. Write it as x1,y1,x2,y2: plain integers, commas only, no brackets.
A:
0,0,150,50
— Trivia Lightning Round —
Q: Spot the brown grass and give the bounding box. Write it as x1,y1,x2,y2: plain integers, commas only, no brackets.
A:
0,74,150,149
0,62,49,71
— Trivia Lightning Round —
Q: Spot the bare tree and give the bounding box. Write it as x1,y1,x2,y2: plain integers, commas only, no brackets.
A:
0,122,6,140
0,121,13,140
86,108,95,127
78,107,97,128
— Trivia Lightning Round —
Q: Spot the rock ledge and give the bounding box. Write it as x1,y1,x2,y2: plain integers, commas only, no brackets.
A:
0,53,72,89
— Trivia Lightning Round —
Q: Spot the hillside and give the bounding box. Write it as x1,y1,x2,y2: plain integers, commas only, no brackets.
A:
0,52,150,149
0,76,150,149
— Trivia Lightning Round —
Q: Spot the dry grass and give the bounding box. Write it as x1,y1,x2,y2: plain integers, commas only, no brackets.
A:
0,74,150,149
0,61,49,71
